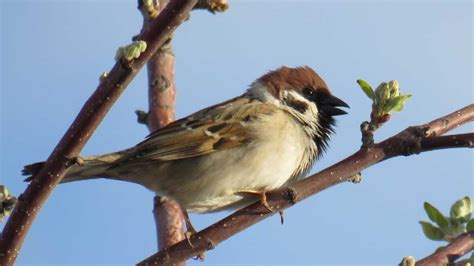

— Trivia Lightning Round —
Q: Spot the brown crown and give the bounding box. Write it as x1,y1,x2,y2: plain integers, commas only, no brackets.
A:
256,66,331,98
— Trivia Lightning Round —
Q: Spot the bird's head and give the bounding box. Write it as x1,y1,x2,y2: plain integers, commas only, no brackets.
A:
247,66,349,152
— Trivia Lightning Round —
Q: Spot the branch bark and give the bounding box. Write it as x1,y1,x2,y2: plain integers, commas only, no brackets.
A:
0,1,197,265
137,0,227,260
416,231,474,266
147,39,185,260
138,104,474,265
137,0,186,261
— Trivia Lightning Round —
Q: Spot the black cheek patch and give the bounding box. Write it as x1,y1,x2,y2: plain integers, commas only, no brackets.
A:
286,98,309,114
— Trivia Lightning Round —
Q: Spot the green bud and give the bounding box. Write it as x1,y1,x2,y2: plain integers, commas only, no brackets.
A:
143,0,153,6
99,71,109,82
467,219,474,232
388,80,400,98
115,41,147,62
450,196,472,223
357,79,376,100
400,256,415,266
375,82,389,101
419,221,445,241
0,185,8,198
442,219,467,242
382,97,399,114
424,202,449,230
388,80,399,90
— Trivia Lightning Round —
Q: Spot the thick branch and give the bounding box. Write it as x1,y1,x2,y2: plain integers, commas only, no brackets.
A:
138,104,474,265
148,40,185,257
137,0,186,260
0,1,197,265
153,196,185,251
416,231,474,266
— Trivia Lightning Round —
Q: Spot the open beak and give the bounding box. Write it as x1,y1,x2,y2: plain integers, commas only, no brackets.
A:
320,94,350,116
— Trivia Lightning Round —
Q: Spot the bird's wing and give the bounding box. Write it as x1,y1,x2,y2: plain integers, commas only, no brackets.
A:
120,96,275,162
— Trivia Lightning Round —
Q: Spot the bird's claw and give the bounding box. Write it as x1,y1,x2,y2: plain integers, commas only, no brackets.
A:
181,207,206,261
237,190,273,212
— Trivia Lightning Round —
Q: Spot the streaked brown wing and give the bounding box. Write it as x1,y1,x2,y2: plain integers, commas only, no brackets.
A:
120,96,275,162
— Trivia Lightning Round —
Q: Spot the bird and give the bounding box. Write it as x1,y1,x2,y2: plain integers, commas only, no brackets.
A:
23,66,348,223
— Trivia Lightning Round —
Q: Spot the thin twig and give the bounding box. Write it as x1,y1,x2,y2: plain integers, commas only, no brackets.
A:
423,104,474,137
416,231,474,266
0,1,197,265
419,133,473,152
138,104,474,265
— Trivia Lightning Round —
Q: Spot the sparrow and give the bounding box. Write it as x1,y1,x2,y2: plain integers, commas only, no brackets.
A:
23,66,349,217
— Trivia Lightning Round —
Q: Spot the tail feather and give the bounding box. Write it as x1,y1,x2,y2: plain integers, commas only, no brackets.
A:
22,151,127,183
22,162,46,182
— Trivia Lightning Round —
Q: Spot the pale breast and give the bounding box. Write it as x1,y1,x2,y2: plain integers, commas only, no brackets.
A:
150,109,315,213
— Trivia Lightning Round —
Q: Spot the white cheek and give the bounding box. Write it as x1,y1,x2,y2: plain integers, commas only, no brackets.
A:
306,101,319,117
246,82,281,106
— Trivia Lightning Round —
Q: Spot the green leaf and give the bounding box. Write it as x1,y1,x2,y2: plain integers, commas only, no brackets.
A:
450,196,473,223
467,219,474,232
357,79,376,100
382,97,399,114
419,221,445,241
379,94,411,114
424,202,449,230
392,95,412,112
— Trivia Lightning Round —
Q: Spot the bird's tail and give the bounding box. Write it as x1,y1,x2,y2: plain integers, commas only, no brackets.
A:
22,151,127,184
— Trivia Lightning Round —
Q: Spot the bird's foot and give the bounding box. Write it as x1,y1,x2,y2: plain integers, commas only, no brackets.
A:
237,189,273,212
279,210,284,225
181,208,205,261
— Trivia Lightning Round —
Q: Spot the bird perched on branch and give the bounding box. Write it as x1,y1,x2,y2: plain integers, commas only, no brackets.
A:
24,66,348,219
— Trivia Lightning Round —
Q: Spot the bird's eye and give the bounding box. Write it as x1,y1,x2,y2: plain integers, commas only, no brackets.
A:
303,87,314,97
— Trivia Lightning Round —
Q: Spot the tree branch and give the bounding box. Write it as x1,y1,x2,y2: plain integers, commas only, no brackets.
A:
418,133,473,152
138,104,474,265
422,104,474,137
137,0,186,262
0,1,197,265
147,33,186,266
416,231,474,266
137,0,227,260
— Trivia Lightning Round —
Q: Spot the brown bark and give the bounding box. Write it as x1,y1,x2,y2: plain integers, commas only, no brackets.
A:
137,0,186,262
147,47,186,254
139,1,228,259
0,1,197,265
138,104,474,266
416,231,474,266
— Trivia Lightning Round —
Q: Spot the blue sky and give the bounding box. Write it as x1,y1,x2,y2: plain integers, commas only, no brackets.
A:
1,0,473,265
